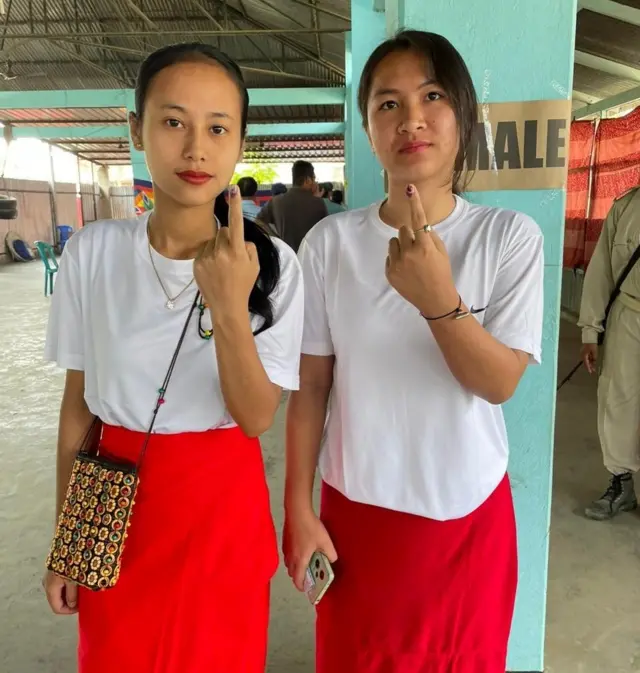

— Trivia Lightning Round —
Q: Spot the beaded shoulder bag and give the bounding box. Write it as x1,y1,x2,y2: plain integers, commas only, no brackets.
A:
46,293,200,591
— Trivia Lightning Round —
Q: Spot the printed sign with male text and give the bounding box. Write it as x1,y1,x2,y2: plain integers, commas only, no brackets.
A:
465,99,571,191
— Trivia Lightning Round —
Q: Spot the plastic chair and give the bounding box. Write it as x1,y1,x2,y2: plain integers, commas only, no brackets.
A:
34,240,59,297
56,224,74,252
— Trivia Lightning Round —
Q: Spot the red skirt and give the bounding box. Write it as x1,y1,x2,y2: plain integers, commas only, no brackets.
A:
77,424,278,673
316,475,518,673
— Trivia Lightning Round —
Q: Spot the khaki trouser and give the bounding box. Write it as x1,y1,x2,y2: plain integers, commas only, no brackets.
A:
598,294,640,474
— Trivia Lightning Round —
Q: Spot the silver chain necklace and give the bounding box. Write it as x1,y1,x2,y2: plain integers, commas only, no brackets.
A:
147,222,195,310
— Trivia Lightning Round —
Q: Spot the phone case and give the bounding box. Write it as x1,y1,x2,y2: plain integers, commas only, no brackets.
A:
305,551,335,605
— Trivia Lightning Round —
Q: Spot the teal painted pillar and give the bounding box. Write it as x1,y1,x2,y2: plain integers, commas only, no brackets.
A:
344,33,355,208
385,1,577,671
385,0,403,35
345,0,386,210
125,90,153,214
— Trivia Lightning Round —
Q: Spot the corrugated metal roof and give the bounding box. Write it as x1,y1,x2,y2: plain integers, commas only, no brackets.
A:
0,107,126,124
0,1,638,146
573,64,637,101
244,134,344,162
577,9,640,67
49,135,131,167
54,140,129,152
249,105,342,122
0,105,342,125
0,0,348,93
42,134,346,166
0,0,349,164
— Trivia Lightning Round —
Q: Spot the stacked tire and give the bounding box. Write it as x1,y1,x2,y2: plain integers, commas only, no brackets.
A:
0,195,17,219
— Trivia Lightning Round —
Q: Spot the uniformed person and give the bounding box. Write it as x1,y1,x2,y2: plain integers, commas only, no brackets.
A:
578,186,640,520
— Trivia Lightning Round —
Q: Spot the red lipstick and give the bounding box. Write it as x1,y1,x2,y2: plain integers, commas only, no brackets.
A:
176,171,213,185
398,141,432,154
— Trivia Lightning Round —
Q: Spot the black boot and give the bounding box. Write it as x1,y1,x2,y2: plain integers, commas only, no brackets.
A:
585,473,637,521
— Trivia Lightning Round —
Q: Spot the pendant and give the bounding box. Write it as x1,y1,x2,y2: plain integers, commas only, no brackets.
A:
165,299,175,310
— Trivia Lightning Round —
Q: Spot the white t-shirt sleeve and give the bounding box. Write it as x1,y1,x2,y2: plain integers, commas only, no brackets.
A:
483,222,544,364
254,239,304,391
298,235,334,356
43,233,85,371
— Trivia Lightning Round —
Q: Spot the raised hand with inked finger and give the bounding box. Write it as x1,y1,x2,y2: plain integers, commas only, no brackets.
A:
385,184,459,318
194,184,260,318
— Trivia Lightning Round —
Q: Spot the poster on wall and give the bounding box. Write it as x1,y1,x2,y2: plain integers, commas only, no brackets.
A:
465,99,572,192
133,178,154,215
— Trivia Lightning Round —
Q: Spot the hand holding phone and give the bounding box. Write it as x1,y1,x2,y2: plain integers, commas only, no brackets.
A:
304,551,335,605
282,508,337,592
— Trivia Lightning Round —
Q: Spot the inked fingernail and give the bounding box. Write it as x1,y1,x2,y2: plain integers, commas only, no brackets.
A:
230,185,239,197
406,184,415,197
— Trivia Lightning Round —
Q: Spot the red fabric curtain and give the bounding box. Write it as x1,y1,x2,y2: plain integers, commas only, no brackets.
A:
585,107,640,266
564,120,596,268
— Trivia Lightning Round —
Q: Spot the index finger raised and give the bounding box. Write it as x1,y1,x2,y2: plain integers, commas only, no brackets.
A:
227,184,246,249
407,185,429,245
407,184,426,223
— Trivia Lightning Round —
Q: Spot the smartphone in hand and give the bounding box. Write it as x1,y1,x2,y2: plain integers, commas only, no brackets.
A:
304,551,335,605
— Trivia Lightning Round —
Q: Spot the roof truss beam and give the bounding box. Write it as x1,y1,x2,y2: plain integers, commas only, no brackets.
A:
0,27,344,39
0,57,317,67
215,0,344,77
10,122,346,140
573,83,640,118
572,90,599,104
574,50,640,83
579,0,640,27
0,87,345,110
0,14,240,29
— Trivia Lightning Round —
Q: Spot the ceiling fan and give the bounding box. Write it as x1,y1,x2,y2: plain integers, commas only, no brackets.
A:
0,61,47,81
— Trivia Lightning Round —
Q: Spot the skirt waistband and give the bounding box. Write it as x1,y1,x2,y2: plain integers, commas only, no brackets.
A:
101,422,248,448
98,423,259,469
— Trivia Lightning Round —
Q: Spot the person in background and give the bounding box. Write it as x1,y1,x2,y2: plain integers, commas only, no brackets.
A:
320,182,346,215
272,182,287,196
43,42,303,673
319,182,333,200
283,30,543,673
331,189,345,208
578,185,640,521
257,159,328,252
237,175,261,221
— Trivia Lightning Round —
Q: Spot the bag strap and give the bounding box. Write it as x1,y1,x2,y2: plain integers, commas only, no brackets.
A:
136,291,201,469
78,416,102,458
77,291,201,467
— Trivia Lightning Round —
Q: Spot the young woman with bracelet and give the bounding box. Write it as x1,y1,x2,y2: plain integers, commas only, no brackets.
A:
283,30,544,673
43,43,303,673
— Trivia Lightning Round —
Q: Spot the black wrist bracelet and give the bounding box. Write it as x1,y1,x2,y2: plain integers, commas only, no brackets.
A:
420,296,488,322
420,295,466,321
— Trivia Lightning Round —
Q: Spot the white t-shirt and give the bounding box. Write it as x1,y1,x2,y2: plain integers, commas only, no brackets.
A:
299,196,544,521
44,213,304,434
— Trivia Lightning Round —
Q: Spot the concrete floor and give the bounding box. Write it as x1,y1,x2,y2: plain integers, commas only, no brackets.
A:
1,260,640,673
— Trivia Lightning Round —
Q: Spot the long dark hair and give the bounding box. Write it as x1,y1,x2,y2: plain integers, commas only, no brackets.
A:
135,43,281,335
357,30,478,194
214,193,279,335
